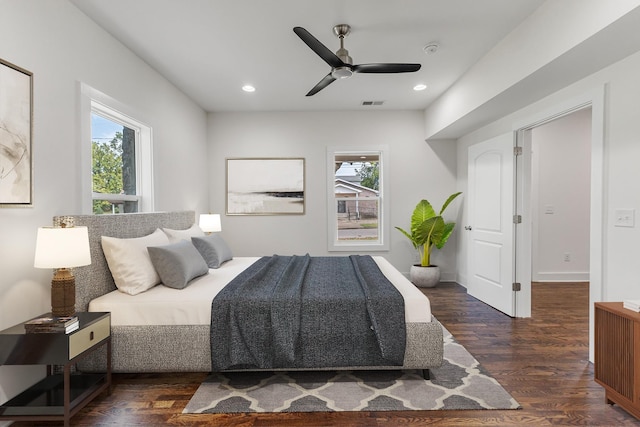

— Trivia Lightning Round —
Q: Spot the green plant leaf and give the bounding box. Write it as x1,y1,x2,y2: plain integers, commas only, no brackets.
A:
428,217,446,244
413,216,433,246
411,199,436,233
434,222,456,249
394,226,418,249
413,216,444,266
439,191,462,215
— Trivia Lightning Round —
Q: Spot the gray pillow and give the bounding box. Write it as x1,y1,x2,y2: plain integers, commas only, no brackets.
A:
191,235,233,269
147,240,209,289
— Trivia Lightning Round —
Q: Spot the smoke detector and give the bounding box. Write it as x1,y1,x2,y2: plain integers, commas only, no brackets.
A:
423,43,439,55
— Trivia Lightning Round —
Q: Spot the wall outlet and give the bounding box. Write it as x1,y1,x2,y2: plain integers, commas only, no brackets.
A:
614,209,635,227
564,253,571,262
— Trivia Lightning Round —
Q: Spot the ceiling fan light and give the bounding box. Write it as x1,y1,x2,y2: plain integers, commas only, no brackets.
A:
332,67,353,79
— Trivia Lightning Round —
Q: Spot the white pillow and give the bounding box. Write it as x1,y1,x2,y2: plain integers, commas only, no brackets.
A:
101,229,170,295
162,224,205,243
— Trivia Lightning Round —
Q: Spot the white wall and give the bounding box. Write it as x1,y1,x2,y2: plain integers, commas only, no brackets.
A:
531,108,591,282
0,0,208,410
207,111,459,277
424,0,640,139
455,48,640,305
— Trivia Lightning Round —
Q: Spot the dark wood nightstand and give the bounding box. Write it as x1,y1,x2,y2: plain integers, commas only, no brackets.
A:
0,312,111,427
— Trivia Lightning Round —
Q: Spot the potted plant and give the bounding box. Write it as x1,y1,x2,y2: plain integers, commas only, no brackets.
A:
395,192,462,287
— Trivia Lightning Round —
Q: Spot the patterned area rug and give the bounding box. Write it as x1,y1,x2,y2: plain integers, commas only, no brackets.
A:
183,327,520,413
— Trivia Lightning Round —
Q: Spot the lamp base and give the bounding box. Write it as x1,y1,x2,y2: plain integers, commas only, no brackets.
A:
51,268,76,317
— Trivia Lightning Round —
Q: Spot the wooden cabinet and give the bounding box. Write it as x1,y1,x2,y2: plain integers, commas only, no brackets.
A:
594,302,640,420
0,312,111,427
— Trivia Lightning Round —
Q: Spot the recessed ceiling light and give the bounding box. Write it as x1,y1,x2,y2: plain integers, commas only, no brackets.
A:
242,85,256,92
413,84,427,91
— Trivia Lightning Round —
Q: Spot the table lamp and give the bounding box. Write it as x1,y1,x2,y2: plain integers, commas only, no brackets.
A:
199,213,222,234
34,225,91,317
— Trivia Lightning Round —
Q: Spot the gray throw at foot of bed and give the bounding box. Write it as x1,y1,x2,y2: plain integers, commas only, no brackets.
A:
210,255,406,371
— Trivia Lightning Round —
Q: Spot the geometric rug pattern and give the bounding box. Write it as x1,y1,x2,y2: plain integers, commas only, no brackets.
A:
183,326,521,413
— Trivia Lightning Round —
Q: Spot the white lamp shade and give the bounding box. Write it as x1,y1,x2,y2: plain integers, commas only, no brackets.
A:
34,226,91,269
199,214,221,233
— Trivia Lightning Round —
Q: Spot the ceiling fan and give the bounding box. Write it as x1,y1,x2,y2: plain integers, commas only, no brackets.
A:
293,24,421,96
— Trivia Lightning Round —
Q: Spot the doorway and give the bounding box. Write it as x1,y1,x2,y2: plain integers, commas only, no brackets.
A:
514,87,604,361
529,108,592,285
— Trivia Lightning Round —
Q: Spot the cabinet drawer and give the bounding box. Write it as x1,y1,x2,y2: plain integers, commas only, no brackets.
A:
69,316,110,359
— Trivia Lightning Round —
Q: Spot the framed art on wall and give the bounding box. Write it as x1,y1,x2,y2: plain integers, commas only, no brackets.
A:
226,158,305,215
0,58,33,206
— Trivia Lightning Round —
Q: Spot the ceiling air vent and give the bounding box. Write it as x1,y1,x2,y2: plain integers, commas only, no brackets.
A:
361,101,385,106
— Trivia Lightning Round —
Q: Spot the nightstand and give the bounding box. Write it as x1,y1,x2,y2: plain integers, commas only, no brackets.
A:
0,312,111,427
594,302,640,420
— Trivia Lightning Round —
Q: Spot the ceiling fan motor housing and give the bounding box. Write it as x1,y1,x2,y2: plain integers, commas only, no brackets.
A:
332,66,353,79
335,47,353,65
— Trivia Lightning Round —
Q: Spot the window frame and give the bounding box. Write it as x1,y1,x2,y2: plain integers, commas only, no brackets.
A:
79,83,154,214
326,145,390,252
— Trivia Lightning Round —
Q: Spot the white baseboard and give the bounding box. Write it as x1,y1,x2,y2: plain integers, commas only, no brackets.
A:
533,271,589,282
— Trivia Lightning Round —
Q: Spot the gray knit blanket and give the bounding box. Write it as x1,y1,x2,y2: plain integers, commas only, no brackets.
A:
210,255,406,371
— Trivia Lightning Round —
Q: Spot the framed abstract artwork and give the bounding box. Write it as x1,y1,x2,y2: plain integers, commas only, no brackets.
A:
226,158,305,215
0,58,33,206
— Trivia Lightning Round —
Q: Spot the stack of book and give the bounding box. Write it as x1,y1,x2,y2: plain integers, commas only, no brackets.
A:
623,299,640,312
24,316,79,334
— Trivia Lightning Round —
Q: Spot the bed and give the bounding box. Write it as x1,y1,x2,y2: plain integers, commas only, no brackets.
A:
64,211,443,373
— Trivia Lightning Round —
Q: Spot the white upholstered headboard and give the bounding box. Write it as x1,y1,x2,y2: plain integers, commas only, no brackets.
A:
53,211,195,311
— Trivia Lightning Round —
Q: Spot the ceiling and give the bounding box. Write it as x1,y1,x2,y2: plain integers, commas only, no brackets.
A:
70,0,545,113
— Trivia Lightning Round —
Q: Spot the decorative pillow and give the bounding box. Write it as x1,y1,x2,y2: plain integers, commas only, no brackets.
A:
101,229,170,295
147,240,209,289
191,234,233,269
162,224,205,243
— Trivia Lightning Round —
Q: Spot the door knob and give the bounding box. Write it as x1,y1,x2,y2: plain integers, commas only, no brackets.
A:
464,225,472,230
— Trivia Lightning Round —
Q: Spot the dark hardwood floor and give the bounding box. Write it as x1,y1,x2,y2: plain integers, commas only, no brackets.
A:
12,282,639,426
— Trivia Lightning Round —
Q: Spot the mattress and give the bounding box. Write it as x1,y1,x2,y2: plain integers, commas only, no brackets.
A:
88,256,432,326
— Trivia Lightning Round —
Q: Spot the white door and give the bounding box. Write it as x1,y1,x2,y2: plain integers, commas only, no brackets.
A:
467,133,516,316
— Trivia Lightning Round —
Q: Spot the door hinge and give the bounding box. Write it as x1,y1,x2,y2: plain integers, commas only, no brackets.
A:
514,146,522,156
513,282,521,292
513,214,522,224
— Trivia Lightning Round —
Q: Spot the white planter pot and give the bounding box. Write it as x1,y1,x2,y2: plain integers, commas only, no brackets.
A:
410,265,440,288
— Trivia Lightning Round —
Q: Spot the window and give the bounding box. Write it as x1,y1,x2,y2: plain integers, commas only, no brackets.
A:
91,111,138,214
327,146,389,251
80,85,154,214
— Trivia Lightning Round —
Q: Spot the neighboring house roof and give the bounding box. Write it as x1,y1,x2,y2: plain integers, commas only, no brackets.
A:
335,184,361,195
334,178,379,195
337,174,361,184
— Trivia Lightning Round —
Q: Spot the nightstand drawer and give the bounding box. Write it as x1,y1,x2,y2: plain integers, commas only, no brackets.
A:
69,315,110,359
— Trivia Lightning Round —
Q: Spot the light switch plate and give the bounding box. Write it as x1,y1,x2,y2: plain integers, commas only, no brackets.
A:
614,209,635,227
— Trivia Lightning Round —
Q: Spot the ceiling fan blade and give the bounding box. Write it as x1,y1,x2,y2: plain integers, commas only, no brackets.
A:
353,63,421,73
306,73,336,96
293,27,345,69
